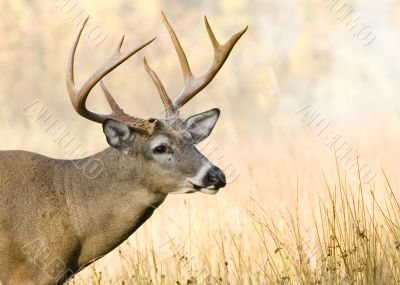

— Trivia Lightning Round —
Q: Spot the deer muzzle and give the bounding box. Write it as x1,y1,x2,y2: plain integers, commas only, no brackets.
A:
203,166,226,189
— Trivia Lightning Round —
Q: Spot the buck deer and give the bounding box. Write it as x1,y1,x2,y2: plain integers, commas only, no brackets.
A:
0,12,246,284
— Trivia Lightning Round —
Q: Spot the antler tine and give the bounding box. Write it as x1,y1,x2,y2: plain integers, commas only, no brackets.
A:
160,11,247,109
143,57,176,117
66,17,158,135
161,11,193,82
99,81,124,113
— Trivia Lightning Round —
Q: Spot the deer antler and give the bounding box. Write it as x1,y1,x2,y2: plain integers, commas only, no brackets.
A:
144,11,247,117
66,17,157,135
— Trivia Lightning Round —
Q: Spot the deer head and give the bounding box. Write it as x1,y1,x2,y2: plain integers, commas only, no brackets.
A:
66,12,247,195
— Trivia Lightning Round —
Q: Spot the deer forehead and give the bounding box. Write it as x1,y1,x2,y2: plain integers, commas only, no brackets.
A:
149,135,171,147
152,120,193,142
149,130,191,147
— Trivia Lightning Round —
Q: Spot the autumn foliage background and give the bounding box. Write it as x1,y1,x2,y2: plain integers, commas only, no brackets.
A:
1,0,400,284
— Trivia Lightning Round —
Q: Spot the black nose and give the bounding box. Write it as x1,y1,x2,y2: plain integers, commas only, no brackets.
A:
204,166,226,189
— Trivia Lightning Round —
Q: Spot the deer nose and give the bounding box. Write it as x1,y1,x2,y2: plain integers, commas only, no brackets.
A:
204,166,226,189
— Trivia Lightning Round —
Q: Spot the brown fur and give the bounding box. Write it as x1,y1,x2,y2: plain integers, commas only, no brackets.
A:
0,117,223,284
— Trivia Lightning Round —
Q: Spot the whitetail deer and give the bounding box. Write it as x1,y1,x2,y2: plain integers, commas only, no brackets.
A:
0,12,246,284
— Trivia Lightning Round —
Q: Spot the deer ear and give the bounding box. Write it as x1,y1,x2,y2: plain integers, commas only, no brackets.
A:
185,108,220,143
103,120,135,154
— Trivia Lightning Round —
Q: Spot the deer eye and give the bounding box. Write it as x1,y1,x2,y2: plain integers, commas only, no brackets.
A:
153,144,168,154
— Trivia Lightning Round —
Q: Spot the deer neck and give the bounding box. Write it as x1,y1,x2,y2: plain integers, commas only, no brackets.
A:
64,147,167,268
